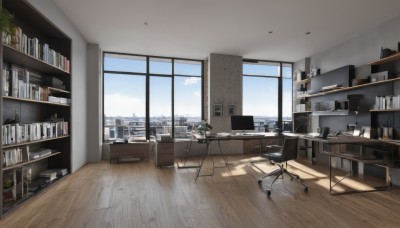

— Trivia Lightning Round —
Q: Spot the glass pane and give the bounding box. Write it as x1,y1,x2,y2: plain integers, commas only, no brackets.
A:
150,58,172,75
282,63,293,78
282,78,293,132
243,61,280,77
175,60,202,76
150,76,172,139
104,53,146,73
174,76,202,138
243,76,278,132
104,73,146,141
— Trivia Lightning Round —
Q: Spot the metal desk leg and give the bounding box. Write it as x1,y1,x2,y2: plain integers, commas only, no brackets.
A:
177,140,201,169
195,141,214,181
217,140,229,166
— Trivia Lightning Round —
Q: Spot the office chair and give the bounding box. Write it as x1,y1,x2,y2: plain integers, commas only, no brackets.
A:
257,137,308,196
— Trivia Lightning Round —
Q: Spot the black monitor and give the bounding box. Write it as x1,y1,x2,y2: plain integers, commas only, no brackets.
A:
231,115,255,133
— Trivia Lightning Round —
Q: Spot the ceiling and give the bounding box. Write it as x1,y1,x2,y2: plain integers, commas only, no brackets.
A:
54,0,400,62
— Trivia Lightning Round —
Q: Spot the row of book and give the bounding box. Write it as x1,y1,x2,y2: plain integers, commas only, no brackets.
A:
2,121,69,146
374,95,400,110
2,65,70,104
3,26,70,72
2,147,53,168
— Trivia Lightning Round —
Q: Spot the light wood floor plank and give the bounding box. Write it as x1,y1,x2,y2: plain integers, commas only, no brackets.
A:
1,155,399,228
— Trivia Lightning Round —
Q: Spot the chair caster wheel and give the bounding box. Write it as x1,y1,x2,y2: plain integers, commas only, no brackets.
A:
296,176,300,179
258,180,262,184
266,190,271,196
304,187,308,193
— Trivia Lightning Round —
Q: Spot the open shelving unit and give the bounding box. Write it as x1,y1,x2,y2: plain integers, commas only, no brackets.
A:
1,0,72,217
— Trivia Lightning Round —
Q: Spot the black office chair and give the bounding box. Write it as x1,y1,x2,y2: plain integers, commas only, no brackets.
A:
257,137,308,196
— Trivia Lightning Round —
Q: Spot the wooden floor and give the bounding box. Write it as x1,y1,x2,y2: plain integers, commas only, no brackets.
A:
1,155,400,228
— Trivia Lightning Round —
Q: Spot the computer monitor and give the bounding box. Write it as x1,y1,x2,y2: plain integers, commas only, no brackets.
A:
230,115,255,134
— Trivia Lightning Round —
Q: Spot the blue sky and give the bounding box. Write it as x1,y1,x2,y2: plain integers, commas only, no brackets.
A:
104,56,292,118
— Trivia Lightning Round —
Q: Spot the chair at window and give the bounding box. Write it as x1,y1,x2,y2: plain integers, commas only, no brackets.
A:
257,137,308,196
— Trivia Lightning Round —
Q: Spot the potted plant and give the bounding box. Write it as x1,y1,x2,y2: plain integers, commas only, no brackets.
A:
198,121,213,136
0,8,14,34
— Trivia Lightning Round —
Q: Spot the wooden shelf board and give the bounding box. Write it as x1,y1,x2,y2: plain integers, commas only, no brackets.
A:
368,52,400,65
306,77,400,98
294,94,310,99
3,45,70,75
2,135,70,149
294,78,311,84
2,152,61,171
3,96,70,106
46,87,70,94
370,109,400,112
293,111,312,114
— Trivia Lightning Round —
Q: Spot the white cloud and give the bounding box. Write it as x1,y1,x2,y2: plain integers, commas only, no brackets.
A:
183,77,200,86
104,93,145,117
193,91,201,97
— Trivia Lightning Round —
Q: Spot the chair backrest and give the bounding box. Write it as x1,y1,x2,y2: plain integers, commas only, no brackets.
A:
280,137,299,162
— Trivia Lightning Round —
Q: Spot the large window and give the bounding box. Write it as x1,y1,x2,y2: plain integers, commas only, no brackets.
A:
103,53,203,141
243,60,292,132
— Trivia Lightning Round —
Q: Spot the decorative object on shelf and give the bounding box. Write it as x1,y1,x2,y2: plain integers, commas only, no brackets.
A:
213,104,223,117
228,104,235,115
310,66,320,77
380,47,395,59
198,121,213,136
0,8,15,35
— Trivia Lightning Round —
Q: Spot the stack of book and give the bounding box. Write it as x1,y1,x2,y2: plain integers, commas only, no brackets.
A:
28,148,52,160
39,170,57,182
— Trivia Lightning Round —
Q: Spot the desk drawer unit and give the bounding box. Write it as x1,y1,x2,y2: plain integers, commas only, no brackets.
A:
155,142,174,167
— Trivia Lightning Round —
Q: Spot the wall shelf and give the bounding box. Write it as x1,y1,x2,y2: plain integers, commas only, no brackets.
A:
307,77,400,98
293,111,312,114
368,52,400,65
370,109,400,112
294,78,311,84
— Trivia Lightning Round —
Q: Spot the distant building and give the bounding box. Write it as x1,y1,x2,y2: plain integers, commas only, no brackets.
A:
115,118,123,126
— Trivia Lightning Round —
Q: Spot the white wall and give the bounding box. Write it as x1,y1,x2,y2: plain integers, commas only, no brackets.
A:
28,0,88,172
86,44,102,162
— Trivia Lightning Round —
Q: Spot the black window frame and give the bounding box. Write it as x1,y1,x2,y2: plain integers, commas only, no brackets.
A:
102,51,204,142
242,59,293,132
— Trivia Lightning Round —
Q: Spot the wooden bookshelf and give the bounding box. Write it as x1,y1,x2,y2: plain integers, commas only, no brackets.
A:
1,0,72,218
368,52,400,65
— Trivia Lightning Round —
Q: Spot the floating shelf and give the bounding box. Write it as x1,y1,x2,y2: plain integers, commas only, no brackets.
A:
293,111,312,114
368,52,400,65
306,77,400,98
294,78,311,84
2,135,70,149
370,109,400,112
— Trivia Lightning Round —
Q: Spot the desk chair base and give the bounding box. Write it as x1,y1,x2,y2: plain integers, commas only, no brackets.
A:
258,163,309,196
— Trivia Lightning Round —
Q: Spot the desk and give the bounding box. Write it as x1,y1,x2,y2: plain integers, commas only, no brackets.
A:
301,135,394,195
193,133,283,181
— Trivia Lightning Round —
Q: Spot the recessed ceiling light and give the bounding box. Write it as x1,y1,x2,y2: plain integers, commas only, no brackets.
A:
268,31,273,34
305,32,311,35
144,22,149,26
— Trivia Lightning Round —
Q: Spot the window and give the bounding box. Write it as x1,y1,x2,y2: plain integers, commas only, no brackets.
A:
103,53,203,141
243,60,292,132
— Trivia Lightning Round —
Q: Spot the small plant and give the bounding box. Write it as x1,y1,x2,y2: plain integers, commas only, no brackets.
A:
198,121,213,134
0,8,15,35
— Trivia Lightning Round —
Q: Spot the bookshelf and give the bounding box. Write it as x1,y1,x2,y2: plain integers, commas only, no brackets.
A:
1,0,71,217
